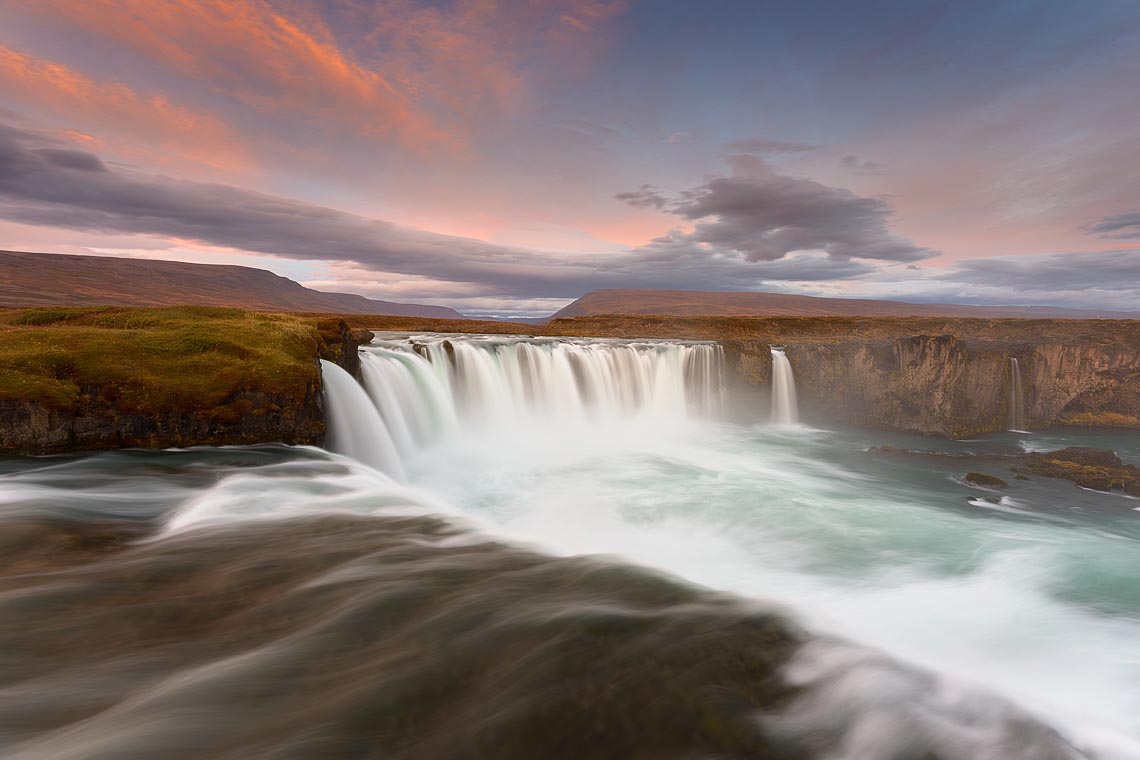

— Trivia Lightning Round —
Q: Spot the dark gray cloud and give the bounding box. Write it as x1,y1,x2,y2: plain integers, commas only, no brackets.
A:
0,122,872,299
619,154,935,263
1084,212,1140,240
725,138,817,155
32,149,108,173
840,155,885,176
612,184,667,209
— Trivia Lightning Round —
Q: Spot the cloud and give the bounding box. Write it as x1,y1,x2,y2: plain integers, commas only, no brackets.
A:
939,249,1140,295
840,155,886,176
0,121,878,302
32,148,107,173
0,45,250,173
726,138,817,155
613,184,667,209
9,119,1130,315
13,0,626,156
1084,212,1140,240
793,250,1140,313
619,154,935,263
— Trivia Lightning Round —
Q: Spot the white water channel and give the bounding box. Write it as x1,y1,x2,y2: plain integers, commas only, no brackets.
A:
1010,357,1028,431
770,347,799,425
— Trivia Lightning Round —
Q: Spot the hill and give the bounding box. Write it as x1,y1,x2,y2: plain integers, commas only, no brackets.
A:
0,251,463,318
550,289,1137,320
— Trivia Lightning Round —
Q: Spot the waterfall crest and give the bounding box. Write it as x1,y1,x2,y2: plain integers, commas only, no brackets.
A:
319,360,407,481
322,334,724,472
1008,357,1027,431
770,347,799,425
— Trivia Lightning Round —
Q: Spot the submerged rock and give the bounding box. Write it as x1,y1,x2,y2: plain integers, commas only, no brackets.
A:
964,471,1010,488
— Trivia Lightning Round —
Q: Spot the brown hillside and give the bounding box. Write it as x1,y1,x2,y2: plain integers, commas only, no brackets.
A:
0,250,463,318
550,289,1137,320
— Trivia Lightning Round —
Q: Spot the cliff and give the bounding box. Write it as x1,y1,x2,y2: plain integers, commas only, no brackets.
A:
3,308,1136,449
0,306,372,455
727,334,1140,437
338,314,1140,438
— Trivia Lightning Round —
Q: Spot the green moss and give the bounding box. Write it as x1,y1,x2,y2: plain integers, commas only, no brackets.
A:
0,306,331,414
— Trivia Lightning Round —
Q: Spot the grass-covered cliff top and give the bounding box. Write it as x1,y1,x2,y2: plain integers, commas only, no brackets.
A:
0,306,342,414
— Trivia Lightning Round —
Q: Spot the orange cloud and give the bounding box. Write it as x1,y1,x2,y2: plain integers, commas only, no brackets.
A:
17,0,625,155
0,45,251,174
360,0,626,119
20,0,460,154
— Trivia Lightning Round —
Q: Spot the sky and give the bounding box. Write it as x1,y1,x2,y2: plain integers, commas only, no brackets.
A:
0,0,1137,317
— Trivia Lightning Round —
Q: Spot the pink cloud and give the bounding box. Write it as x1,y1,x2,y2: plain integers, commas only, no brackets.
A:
0,45,252,174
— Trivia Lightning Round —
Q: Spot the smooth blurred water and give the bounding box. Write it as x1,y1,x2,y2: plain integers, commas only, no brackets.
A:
398,420,1140,759
2,330,1138,758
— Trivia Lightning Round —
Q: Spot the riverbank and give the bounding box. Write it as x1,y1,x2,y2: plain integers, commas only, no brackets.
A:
2,307,1137,453
0,306,369,454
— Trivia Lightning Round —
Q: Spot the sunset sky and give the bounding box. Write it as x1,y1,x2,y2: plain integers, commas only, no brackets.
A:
1,0,1137,316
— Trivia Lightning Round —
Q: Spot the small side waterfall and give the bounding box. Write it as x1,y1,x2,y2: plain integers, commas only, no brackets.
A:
320,335,725,474
1008,357,1027,432
770,347,799,425
320,360,407,481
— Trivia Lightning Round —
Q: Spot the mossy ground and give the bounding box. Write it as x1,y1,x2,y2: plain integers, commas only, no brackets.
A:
0,306,331,415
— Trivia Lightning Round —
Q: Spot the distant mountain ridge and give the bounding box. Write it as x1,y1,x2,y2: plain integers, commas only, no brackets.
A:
0,251,463,318
551,288,1138,320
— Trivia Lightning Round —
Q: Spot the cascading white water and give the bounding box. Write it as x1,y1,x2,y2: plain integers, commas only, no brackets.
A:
311,335,1140,757
331,334,724,465
1009,357,1027,431
770,347,799,425
319,360,406,481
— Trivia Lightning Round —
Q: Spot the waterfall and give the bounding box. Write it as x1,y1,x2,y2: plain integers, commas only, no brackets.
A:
1008,357,1027,431
319,360,407,481
321,334,724,469
770,347,799,425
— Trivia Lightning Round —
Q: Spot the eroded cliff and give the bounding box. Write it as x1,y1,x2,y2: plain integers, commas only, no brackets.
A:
0,307,371,455
342,313,1139,438
723,327,1140,437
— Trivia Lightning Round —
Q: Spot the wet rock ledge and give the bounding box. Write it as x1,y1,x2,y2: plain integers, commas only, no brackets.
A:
0,306,372,455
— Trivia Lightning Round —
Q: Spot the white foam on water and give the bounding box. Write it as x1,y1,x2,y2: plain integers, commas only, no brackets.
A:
310,333,1140,758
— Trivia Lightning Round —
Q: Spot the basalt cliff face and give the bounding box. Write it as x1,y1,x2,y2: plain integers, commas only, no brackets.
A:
342,314,1140,438
722,325,1140,437
5,309,1136,450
